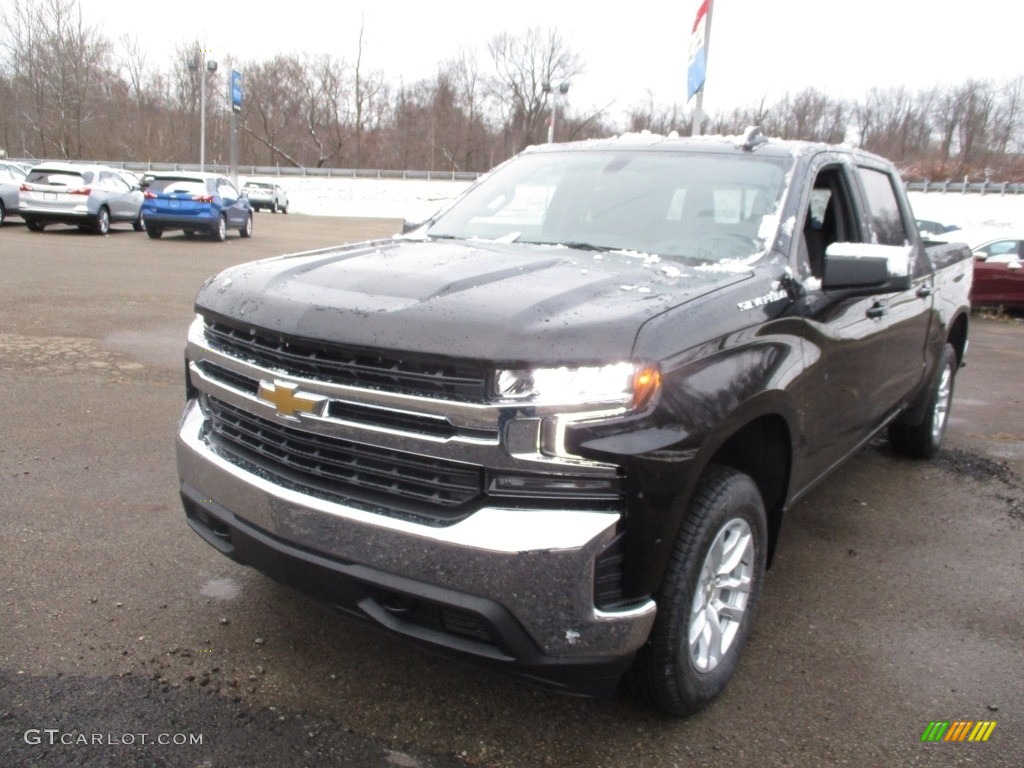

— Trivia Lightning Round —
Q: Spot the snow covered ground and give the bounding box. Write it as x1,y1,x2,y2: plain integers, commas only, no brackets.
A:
260,175,1024,233
253,176,471,222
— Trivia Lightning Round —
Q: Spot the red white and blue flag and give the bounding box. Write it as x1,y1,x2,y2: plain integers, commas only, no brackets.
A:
687,0,710,100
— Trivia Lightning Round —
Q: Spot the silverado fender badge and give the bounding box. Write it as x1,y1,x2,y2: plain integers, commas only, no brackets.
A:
257,380,326,419
738,290,789,312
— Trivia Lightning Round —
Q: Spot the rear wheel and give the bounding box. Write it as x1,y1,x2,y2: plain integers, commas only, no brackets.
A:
239,212,253,238
212,214,227,241
889,343,957,458
146,227,163,239
0,201,6,225
93,206,111,235
25,218,45,232
632,466,767,716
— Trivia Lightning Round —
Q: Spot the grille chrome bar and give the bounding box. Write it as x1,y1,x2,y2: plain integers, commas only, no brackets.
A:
204,315,490,401
204,397,484,514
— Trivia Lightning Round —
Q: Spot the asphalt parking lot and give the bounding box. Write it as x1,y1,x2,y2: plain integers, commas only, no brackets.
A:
1,214,1021,768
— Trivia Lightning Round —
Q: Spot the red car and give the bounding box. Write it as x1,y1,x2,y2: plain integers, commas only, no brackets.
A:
936,228,1024,309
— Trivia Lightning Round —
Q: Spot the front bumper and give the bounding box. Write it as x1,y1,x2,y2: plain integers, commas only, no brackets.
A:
176,398,656,694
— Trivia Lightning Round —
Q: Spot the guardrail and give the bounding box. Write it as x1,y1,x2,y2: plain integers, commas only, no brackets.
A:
907,180,1024,195
100,160,480,183
7,157,482,182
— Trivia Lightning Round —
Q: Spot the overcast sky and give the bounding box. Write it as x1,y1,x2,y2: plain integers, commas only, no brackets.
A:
79,0,1021,122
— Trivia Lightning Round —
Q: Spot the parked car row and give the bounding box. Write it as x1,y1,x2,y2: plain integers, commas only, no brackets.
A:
0,162,262,241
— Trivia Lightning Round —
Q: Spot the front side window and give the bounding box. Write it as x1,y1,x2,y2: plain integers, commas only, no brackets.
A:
857,167,909,246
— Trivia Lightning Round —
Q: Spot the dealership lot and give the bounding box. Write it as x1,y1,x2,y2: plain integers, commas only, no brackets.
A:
1,215,1021,767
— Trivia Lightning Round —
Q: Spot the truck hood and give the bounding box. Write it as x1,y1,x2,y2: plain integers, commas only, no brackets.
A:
195,238,753,364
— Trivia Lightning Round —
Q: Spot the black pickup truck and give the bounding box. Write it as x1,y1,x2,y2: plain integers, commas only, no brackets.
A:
176,131,972,715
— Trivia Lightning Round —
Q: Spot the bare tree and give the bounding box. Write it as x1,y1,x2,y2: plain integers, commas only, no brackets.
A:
2,0,111,158
240,54,306,166
299,53,350,168
487,27,584,153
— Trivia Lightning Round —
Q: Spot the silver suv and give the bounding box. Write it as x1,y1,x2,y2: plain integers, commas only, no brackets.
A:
20,163,144,234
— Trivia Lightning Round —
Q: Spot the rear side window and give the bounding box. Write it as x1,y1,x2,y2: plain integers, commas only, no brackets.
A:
857,167,909,246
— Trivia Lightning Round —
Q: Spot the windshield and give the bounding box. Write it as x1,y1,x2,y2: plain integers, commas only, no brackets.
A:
425,149,791,264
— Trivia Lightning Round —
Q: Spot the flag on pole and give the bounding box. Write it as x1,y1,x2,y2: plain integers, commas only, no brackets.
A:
687,0,710,101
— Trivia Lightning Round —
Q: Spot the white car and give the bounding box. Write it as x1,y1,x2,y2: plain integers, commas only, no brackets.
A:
0,162,27,225
240,180,289,213
19,162,144,234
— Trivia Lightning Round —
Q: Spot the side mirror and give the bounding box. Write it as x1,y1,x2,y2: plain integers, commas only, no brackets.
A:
1009,261,1022,270
822,243,913,294
401,219,423,235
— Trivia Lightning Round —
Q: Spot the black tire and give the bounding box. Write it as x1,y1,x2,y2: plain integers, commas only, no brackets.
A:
270,200,278,214
93,206,111,235
212,214,227,242
146,227,163,239
632,465,767,716
25,218,45,232
239,212,253,238
0,200,6,225
133,209,145,232
183,230,196,239
281,204,288,214
889,342,957,458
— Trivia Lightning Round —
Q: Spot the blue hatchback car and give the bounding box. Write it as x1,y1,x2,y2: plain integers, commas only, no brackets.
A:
143,172,253,241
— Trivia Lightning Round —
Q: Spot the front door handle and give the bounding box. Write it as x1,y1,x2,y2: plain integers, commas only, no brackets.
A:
867,303,887,319
917,285,933,298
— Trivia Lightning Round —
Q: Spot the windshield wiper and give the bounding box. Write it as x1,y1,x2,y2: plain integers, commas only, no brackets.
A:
520,240,617,252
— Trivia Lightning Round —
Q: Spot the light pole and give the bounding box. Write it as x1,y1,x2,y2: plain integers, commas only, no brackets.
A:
188,52,218,171
542,81,570,143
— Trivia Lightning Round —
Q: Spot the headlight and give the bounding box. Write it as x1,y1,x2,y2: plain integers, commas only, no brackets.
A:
494,363,660,409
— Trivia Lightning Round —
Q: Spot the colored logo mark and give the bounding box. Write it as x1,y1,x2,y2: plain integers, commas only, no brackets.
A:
921,721,997,742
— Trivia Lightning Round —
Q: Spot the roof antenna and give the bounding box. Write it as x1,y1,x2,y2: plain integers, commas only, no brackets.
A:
739,126,768,151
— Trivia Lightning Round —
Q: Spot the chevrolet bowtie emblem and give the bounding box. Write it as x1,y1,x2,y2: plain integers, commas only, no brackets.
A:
257,380,325,418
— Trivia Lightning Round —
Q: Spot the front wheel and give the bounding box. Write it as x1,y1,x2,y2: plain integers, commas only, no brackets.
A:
632,466,767,716
239,212,253,238
133,209,145,232
889,342,957,458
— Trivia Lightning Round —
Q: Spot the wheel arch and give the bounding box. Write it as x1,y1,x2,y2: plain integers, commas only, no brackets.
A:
620,396,796,600
947,310,969,367
703,413,791,567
